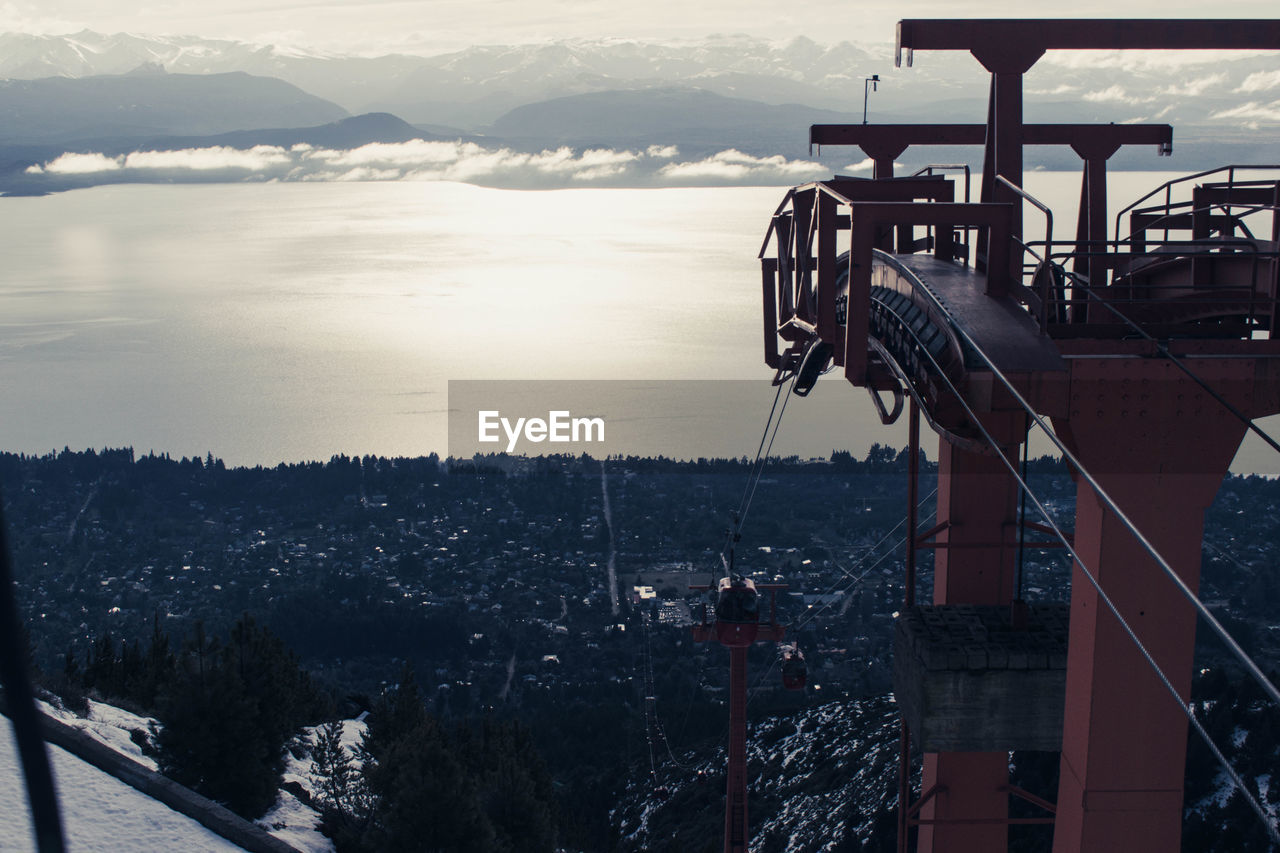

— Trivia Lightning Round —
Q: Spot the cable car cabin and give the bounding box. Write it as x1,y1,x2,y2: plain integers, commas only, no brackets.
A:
715,576,760,622
781,646,807,690
714,576,760,647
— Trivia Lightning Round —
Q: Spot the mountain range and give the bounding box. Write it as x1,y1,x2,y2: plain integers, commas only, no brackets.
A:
1,29,1279,193
0,68,346,143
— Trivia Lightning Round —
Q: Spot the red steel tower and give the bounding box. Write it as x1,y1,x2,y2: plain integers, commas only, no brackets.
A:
758,19,1280,853
691,578,787,853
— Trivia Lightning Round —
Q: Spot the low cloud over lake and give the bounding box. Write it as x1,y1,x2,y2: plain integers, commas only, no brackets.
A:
23,139,833,191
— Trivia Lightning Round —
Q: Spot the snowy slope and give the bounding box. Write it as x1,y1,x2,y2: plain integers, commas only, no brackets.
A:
256,719,368,853
37,698,158,769
0,718,247,852
11,696,348,853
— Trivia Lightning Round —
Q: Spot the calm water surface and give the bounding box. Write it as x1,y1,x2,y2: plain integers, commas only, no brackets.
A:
2,176,1277,473
2,183,778,463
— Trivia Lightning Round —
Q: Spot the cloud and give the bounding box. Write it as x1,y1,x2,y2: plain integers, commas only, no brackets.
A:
304,139,465,168
656,149,827,184
123,145,293,171
26,152,123,174
23,139,828,189
1081,85,1153,105
1028,84,1078,96
1238,70,1280,94
330,166,403,181
1158,73,1227,98
1044,49,1272,72
1211,100,1280,122
294,140,644,183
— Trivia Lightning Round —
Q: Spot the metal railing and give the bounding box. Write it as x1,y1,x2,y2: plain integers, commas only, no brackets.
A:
1114,165,1280,245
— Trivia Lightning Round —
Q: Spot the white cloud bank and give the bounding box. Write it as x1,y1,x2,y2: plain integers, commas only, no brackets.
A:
25,139,830,189
30,152,124,174
1238,70,1280,94
656,149,826,183
1082,85,1154,105
1159,73,1227,99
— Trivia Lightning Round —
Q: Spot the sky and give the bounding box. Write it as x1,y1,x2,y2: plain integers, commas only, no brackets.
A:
4,0,1280,54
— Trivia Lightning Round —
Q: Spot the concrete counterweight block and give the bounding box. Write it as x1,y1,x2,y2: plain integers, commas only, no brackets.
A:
893,604,1069,752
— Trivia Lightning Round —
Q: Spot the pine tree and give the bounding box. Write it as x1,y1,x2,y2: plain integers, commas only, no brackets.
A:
156,650,274,815
361,664,429,762
311,719,373,846
155,616,323,819
367,725,496,853
138,613,176,708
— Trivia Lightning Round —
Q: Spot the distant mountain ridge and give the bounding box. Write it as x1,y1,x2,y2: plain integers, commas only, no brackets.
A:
0,69,348,143
488,87,859,150
2,28,1279,189
7,29,1280,142
0,31,882,121
113,111,427,153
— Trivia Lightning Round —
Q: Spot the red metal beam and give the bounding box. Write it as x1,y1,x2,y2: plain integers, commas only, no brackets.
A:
818,176,955,202
1001,784,1058,816
762,259,779,369
897,19,1280,65
810,124,1172,155
838,200,1012,383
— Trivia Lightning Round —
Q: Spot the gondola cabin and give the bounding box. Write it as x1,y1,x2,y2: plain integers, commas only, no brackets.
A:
714,576,760,647
781,645,807,690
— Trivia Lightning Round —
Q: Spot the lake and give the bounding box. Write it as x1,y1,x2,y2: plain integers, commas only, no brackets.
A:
2,175,1278,474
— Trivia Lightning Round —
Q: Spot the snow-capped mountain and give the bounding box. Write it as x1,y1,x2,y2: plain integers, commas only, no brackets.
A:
5,29,1279,140
0,31,424,114
0,31,964,129
2,29,1278,176
0,71,348,143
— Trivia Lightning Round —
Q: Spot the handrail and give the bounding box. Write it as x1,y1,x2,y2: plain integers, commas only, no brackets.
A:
811,181,857,207
1044,238,1268,261
911,164,971,203
1121,199,1280,247
757,189,796,259
995,176,1055,326
1113,165,1280,245
996,175,1053,260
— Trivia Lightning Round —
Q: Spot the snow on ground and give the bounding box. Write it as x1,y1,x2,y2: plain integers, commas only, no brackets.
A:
256,718,368,853
14,697,374,853
4,697,371,853
38,698,158,770
257,789,332,853
0,718,245,852
614,697,900,853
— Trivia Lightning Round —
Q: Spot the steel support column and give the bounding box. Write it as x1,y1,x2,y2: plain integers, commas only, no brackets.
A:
897,401,921,853
916,413,1025,853
726,644,749,853
1051,358,1255,853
